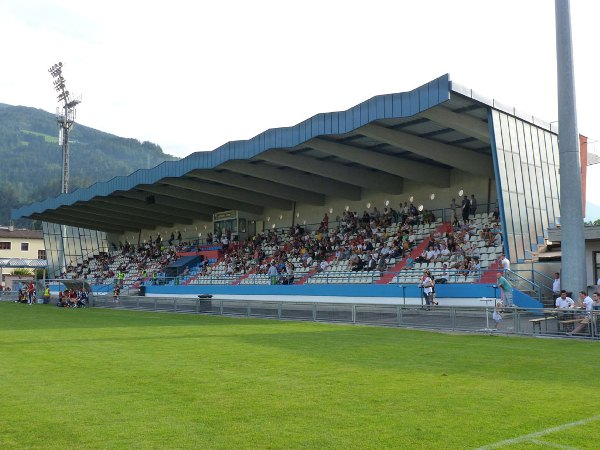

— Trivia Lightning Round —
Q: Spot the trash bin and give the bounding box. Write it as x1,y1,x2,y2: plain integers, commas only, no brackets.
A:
139,286,146,296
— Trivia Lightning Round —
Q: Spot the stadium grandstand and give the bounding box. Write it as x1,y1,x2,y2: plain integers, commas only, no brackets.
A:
11,74,592,307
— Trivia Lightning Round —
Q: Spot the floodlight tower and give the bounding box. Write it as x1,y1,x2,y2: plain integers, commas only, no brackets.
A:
48,62,81,194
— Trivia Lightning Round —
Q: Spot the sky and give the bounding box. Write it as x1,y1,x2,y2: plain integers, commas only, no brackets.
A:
0,0,598,215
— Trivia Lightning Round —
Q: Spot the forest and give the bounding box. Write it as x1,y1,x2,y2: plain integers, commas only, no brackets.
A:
0,103,178,227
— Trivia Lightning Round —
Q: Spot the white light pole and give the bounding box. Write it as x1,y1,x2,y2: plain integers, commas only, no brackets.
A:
555,0,586,292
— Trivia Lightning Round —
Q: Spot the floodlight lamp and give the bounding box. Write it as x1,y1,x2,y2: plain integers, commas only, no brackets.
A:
329,208,333,214
409,196,414,203
345,205,349,212
385,200,390,206
279,214,283,220
430,193,435,200
366,202,371,209
296,212,300,218
418,204,424,212
458,189,464,197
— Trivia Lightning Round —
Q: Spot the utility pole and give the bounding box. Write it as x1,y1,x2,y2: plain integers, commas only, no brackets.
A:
555,0,587,292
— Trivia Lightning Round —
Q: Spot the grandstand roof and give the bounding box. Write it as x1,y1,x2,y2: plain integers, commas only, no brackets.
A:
12,74,555,233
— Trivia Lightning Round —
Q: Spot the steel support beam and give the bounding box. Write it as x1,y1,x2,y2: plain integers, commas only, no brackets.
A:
161,178,292,210
70,204,175,228
54,206,152,230
419,106,490,143
220,161,362,200
30,213,132,233
96,197,210,222
113,192,221,218
259,151,404,194
86,199,194,224
359,124,494,177
307,138,450,187
136,184,264,215
187,171,325,205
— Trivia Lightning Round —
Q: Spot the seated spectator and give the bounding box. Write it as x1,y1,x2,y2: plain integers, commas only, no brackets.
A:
569,291,594,334
317,260,329,273
435,264,450,284
365,254,377,271
593,292,600,310
555,290,575,309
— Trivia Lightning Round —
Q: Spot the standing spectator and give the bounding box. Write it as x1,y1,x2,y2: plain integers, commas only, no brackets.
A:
552,272,561,296
177,231,182,243
28,281,35,305
267,263,278,285
495,272,513,307
221,234,229,253
43,286,50,304
420,270,436,307
492,206,500,221
499,253,510,272
461,195,471,223
450,198,457,224
470,194,478,216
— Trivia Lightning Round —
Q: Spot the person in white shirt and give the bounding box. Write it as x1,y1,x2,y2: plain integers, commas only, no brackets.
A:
578,291,594,314
555,290,574,309
499,253,510,272
420,270,436,307
318,260,329,273
570,291,595,334
425,246,435,262
552,272,561,295
435,264,450,284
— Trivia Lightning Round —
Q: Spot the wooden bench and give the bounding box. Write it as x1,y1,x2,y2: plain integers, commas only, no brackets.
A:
558,318,581,332
529,316,556,333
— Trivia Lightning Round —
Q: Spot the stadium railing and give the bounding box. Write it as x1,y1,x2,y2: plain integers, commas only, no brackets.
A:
91,296,600,340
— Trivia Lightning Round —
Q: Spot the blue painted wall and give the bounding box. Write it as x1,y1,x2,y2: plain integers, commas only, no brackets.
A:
142,283,498,299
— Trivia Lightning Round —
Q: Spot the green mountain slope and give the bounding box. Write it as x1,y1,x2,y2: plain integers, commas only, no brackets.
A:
0,103,178,227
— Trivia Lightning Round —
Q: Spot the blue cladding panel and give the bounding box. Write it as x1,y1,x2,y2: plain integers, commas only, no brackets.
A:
13,74,452,220
410,89,419,113
401,92,410,115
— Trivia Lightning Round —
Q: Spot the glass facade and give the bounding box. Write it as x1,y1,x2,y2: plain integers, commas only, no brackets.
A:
490,110,560,262
42,221,108,277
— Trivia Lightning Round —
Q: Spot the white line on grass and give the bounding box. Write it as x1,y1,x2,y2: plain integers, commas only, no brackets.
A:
528,439,580,449
475,414,600,449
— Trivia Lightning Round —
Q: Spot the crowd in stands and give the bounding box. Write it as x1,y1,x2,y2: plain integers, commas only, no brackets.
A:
56,193,503,287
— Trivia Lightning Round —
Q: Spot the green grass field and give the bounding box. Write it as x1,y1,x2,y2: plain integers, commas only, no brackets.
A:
1,302,599,449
